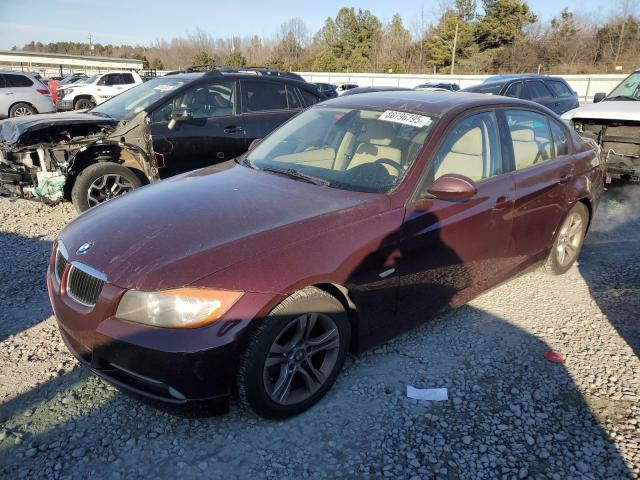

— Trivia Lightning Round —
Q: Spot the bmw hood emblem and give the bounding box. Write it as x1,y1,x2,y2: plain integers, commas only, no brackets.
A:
76,242,95,255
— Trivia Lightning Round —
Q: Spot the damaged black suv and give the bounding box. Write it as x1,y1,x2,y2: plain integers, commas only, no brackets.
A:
0,69,322,212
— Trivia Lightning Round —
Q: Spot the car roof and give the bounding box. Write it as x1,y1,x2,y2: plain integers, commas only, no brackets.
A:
322,90,541,117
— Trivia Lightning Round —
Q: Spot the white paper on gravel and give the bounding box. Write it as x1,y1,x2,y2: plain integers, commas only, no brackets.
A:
406,385,449,401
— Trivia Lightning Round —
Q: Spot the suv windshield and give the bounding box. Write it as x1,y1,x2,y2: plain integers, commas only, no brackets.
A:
605,71,640,101
246,106,434,193
91,77,187,121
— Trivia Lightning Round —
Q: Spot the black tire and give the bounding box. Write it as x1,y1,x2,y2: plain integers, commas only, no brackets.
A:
9,102,37,117
71,162,142,213
543,202,589,275
74,98,95,110
238,287,350,419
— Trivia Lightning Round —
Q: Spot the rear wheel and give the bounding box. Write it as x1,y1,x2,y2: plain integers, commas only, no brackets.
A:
9,103,36,117
71,162,142,212
544,202,589,275
238,287,350,419
74,98,95,110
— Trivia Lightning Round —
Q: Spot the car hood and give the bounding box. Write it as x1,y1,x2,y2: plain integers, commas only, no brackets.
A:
562,100,640,122
0,112,117,145
58,162,389,291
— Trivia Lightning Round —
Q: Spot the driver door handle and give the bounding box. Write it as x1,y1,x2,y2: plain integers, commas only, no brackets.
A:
224,126,243,134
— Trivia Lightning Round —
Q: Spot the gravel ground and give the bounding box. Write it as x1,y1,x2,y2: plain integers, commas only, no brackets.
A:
0,184,638,480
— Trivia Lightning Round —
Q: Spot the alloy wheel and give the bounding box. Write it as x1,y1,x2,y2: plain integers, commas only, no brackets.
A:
263,313,341,405
556,211,584,267
87,174,135,207
13,107,33,116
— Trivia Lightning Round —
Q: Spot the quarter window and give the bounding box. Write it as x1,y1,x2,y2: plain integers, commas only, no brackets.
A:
299,88,321,107
506,110,553,170
432,112,502,182
550,119,570,157
121,73,135,85
244,80,288,112
504,82,525,99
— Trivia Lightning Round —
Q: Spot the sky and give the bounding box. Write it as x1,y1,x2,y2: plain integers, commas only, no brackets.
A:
0,0,618,50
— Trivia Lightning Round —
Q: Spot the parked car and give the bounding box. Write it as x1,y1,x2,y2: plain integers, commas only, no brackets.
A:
340,86,412,96
314,82,338,99
0,70,55,118
0,71,324,211
461,75,579,116
336,83,359,95
415,82,460,92
56,71,143,111
562,69,640,182
47,91,603,418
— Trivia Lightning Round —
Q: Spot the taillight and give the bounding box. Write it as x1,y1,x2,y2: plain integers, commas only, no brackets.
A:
37,89,50,95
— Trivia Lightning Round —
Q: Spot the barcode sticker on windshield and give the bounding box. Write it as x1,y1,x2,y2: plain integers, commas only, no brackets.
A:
378,110,432,128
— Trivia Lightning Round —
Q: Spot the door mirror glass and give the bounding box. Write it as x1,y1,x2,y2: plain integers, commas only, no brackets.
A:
248,138,263,151
168,107,192,130
425,174,477,201
593,92,606,103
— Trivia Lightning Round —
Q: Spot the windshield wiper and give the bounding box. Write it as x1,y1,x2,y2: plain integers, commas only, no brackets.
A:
259,166,331,186
235,156,255,169
605,95,640,101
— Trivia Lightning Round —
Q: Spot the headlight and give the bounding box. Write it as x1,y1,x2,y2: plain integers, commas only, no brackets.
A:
115,288,243,328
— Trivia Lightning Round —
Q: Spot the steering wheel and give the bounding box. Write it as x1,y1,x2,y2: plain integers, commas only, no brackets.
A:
374,158,403,174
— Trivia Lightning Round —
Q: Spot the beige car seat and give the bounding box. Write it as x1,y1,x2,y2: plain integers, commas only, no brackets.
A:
435,127,484,181
512,129,550,169
348,122,402,173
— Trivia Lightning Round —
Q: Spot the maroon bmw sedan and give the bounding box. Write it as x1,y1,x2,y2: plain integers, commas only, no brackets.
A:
47,92,604,418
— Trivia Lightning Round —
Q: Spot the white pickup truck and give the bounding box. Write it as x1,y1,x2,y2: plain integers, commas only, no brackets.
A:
56,71,143,111
562,69,640,183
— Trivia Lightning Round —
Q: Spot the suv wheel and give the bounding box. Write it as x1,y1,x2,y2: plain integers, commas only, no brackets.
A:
74,98,95,110
544,202,589,275
238,287,350,419
10,103,37,117
71,163,142,212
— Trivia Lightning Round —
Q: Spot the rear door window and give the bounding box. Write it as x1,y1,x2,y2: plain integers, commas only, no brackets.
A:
0,75,6,89
506,110,554,170
525,81,554,100
243,80,288,112
121,73,135,85
547,80,573,98
5,74,33,87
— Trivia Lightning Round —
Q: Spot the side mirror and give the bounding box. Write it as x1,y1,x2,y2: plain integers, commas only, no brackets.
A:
424,174,478,201
593,92,606,103
248,138,263,151
168,107,192,130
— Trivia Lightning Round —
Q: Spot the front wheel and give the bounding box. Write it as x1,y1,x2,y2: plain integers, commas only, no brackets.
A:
544,202,589,275
71,162,142,212
238,287,350,419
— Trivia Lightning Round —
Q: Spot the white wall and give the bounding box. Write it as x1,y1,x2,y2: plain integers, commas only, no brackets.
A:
298,72,629,103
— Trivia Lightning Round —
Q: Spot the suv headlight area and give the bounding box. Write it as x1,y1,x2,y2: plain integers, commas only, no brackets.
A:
116,288,243,328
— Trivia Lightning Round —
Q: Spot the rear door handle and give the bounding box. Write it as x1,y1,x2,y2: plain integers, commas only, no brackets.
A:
224,126,243,134
492,196,512,211
558,174,570,184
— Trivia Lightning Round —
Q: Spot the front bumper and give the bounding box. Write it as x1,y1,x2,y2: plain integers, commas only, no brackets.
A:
55,99,73,111
46,248,279,414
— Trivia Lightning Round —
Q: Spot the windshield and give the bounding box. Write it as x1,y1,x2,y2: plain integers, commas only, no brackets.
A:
91,77,187,121
606,71,640,100
246,106,435,193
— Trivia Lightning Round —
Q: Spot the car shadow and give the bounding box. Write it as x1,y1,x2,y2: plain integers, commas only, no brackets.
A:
0,232,54,342
0,209,634,478
579,182,640,357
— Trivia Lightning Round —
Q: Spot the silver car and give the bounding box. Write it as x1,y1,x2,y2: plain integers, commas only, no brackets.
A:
0,71,56,118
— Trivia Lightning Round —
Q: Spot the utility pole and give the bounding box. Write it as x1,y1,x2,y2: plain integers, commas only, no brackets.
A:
451,23,458,76
88,33,94,56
